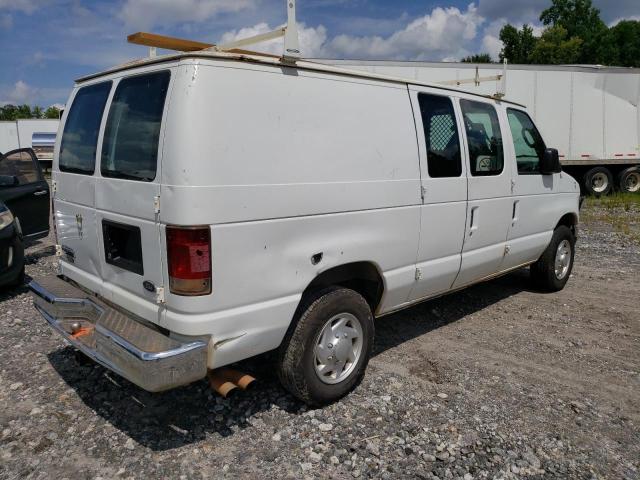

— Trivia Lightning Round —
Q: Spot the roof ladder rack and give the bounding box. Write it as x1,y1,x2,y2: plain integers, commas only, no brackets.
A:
213,0,301,61
127,0,302,62
437,59,509,99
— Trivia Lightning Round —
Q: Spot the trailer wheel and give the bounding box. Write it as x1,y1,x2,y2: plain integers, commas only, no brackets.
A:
617,167,640,194
583,167,613,196
277,288,374,406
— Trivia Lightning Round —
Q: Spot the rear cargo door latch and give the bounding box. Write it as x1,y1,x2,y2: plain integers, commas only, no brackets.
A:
156,286,166,305
153,196,161,215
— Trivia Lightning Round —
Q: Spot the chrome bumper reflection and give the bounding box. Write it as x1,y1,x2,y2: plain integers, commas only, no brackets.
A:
29,276,208,392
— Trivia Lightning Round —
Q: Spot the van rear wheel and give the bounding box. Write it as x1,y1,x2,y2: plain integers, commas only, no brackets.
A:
277,288,374,406
530,225,575,292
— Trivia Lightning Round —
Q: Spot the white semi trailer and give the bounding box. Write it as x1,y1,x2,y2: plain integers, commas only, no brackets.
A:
0,119,60,169
320,60,640,195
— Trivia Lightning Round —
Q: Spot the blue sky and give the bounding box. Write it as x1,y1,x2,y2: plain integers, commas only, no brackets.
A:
1,0,638,107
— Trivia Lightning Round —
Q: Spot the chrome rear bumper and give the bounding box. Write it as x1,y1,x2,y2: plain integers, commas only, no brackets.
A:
29,276,208,392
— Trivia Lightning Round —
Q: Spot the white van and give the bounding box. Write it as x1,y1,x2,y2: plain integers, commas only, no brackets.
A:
29,50,580,405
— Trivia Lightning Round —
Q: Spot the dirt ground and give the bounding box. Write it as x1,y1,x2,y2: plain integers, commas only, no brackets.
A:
0,199,638,480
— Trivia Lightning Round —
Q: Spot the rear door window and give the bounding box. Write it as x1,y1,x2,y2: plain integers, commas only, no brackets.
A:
59,82,112,175
101,71,170,182
418,93,462,178
460,99,504,176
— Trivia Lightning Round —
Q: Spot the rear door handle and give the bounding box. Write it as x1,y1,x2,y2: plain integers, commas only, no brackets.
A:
34,190,48,196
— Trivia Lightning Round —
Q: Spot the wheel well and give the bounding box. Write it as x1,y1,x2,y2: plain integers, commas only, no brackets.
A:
556,213,578,237
302,262,385,313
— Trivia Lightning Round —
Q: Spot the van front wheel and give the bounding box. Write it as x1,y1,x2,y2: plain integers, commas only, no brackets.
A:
530,225,575,292
277,288,374,406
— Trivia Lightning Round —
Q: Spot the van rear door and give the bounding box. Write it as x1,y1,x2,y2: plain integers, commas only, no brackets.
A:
56,81,112,285
94,70,171,308
56,70,172,318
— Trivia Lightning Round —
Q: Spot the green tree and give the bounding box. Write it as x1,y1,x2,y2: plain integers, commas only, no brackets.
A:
529,25,582,64
461,53,493,63
0,105,18,121
15,105,33,119
607,20,640,67
44,106,61,119
499,24,537,64
539,0,608,63
32,106,43,119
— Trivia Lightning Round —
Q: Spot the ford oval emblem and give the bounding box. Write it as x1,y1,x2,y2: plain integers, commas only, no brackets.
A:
143,281,156,292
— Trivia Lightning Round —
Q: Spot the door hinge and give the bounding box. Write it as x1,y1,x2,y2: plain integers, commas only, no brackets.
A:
156,286,166,304
153,195,160,214
510,180,516,193
504,245,511,256
415,268,423,281
51,180,57,195
420,186,427,201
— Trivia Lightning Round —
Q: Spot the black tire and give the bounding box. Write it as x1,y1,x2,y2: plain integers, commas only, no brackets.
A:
8,266,25,288
530,225,575,292
277,288,374,406
616,166,640,194
583,167,613,196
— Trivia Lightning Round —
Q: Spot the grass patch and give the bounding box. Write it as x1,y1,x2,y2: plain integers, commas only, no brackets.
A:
581,193,640,245
584,192,640,211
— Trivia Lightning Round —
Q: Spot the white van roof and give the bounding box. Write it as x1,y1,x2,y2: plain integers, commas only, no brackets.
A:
76,50,525,107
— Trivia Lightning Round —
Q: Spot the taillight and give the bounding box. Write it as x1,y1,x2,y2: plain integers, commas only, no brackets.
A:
166,226,212,296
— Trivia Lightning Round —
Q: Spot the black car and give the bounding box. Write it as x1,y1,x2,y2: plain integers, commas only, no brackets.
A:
0,148,50,239
0,200,24,288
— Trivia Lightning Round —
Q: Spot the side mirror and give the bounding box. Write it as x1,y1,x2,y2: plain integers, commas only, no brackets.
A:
540,148,561,175
0,175,18,187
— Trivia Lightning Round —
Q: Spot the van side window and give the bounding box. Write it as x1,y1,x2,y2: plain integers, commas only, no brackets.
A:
418,93,462,178
101,71,170,182
460,99,504,176
507,109,546,174
59,82,112,175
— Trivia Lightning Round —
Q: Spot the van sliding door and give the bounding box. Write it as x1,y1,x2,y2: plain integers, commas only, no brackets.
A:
407,87,468,302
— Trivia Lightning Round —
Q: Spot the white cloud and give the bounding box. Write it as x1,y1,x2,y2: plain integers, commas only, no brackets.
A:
0,0,38,14
219,4,488,61
0,0,36,14
220,22,328,57
325,4,485,61
4,80,33,103
120,0,257,30
609,15,640,27
0,81,70,106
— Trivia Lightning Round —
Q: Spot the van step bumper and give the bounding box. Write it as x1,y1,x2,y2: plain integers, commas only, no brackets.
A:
28,276,208,392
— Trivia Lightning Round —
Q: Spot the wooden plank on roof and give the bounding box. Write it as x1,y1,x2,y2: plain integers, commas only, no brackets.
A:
127,32,213,52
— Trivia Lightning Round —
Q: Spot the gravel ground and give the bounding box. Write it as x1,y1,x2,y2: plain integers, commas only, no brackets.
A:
1,202,639,480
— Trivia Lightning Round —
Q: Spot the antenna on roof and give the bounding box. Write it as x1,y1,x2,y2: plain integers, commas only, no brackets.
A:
127,0,302,61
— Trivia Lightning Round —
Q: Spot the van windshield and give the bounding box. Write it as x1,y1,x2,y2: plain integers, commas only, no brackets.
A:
101,71,170,182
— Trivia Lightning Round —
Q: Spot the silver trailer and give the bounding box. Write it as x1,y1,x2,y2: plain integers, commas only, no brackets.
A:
321,60,640,195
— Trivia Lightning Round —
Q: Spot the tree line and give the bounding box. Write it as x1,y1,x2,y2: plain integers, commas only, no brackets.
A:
462,0,640,66
0,104,62,121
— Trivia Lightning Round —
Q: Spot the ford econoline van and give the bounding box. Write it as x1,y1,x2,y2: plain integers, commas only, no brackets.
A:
29,50,580,405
